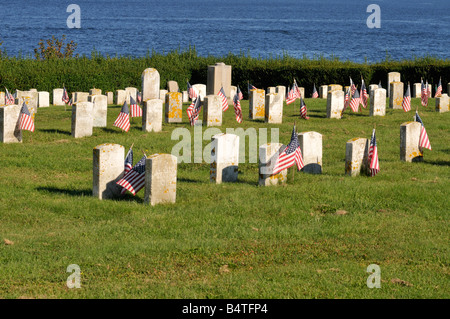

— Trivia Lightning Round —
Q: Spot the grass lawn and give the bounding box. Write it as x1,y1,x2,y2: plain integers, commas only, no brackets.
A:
0,96,449,299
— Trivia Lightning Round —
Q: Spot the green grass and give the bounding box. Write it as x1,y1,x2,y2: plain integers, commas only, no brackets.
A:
0,97,449,299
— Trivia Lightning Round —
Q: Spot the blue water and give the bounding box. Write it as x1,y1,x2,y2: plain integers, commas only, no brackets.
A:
1,0,449,62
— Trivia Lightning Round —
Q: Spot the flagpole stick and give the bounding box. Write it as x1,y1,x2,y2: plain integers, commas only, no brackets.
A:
293,120,296,183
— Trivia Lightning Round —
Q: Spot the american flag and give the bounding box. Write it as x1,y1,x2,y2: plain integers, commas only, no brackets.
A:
130,96,142,117
286,84,296,105
312,84,319,98
272,125,304,175
5,88,15,105
19,102,35,132
368,129,379,177
67,98,73,106
113,102,131,132
414,111,431,150
186,96,202,126
137,91,142,104
120,146,134,195
62,86,70,104
402,83,411,112
349,88,360,112
218,87,228,111
248,83,257,97
344,86,351,110
299,97,309,120
233,93,243,123
421,79,428,107
350,77,357,95
360,78,369,108
187,81,198,100
116,155,146,196
427,80,431,98
237,85,243,100
293,80,301,98
434,77,442,98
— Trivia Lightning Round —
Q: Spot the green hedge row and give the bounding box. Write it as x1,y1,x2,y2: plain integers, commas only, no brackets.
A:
0,48,449,99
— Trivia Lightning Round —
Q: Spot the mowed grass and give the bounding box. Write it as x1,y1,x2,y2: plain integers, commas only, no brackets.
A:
0,97,448,299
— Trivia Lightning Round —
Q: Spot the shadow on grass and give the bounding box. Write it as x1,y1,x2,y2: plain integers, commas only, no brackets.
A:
37,186,91,197
178,177,203,184
39,129,71,136
101,127,121,134
424,160,450,166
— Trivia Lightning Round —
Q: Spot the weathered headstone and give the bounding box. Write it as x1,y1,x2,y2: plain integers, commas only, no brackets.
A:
387,72,401,97
165,92,182,123
167,81,179,93
71,102,93,138
328,84,343,92
298,87,305,98
125,87,138,104
298,131,322,174
207,62,232,100
144,153,177,206
389,81,404,109
0,105,22,143
192,84,206,101
141,68,160,102
159,89,168,100
435,93,449,113
230,86,237,100
258,143,287,186
16,90,38,117
400,121,423,162
267,87,276,94
38,91,50,108
319,85,328,99
265,93,283,124
326,90,345,119
203,95,222,127
92,143,124,200
182,91,189,103
412,83,422,98
74,92,89,104
115,90,126,105
143,99,163,132
0,92,4,106
345,138,369,176
29,89,37,93
210,133,239,184
53,88,65,106
276,86,286,101
106,91,114,105
369,84,379,99
89,88,102,96
88,94,107,127
370,88,386,116
249,89,265,120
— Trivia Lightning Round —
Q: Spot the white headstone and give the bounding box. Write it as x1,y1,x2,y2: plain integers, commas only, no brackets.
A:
16,90,38,117
210,133,240,184
258,143,287,186
249,89,265,120
88,94,107,127
370,88,386,116
276,86,286,101
89,88,102,96
93,143,124,200
412,83,421,98
106,91,114,105
387,72,401,97
38,91,50,108
345,137,369,176
326,90,345,119
159,89,168,100
167,81,179,93
143,99,163,132
319,85,328,99
0,105,22,143
115,90,126,105
203,95,222,127
265,93,283,124
207,63,232,100
125,87,138,104
141,68,160,102
389,82,404,109
182,91,189,103
53,88,65,106
298,131,322,174
192,84,206,101
400,121,423,162
71,102,93,138
144,153,177,206
435,93,449,113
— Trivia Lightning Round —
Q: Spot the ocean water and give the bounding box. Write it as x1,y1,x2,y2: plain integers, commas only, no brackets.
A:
1,0,449,62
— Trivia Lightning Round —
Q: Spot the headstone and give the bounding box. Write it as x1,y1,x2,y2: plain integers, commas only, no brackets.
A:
298,131,322,174
53,88,65,106
92,143,124,200
144,153,177,206
328,84,343,92
428,84,432,97
400,121,423,162
230,86,237,100
370,88,386,116
387,72,401,97
74,92,89,104
192,84,206,101
207,62,232,100
267,87,276,94
319,85,328,98
210,133,239,184
106,91,114,105
249,89,265,120
71,102,93,138
203,95,222,127
143,99,163,132
264,93,283,124
165,92,182,123
0,105,22,143
29,89,37,93
141,68,160,101
38,91,50,108
88,94,107,127
435,93,449,113
115,90,126,105
369,84,379,98
16,90,38,118
389,81,404,109
276,86,286,101
89,88,102,96
159,89,168,100
448,83,450,98
298,87,305,98
167,81,179,92
326,90,345,119
125,87,138,104
0,92,4,106
258,143,287,186
412,83,422,98
345,137,369,176
182,91,189,103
